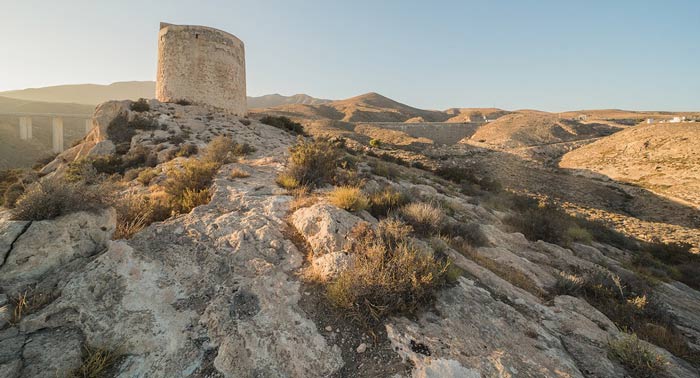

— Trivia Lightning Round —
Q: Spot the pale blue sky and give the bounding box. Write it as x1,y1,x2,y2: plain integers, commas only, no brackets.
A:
1,0,698,111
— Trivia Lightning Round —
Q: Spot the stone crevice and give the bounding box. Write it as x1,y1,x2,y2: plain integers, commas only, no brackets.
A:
0,221,32,270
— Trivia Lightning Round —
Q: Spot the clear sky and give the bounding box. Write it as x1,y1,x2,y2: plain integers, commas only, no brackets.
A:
1,0,698,111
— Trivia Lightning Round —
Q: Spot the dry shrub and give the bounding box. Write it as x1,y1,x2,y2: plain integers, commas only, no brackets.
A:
260,115,304,135
326,219,448,323
400,202,445,236
11,177,106,221
230,168,250,179
1,169,35,208
10,289,55,324
608,333,666,378
130,98,150,112
328,186,369,212
440,221,490,247
112,191,171,239
137,168,159,186
67,345,122,378
564,225,593,245
367,187,410,218
371,161,400,179
176,143,198,158
162,159,218,215
203,136,254,164
279,137,341,189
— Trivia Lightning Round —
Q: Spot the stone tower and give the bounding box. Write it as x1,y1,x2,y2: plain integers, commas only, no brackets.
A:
156,23,247,115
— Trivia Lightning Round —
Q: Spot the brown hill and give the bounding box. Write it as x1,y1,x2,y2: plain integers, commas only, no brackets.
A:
0,81,155,105
247,93,331,108
443,108,511,122
466,112,621,148
0,96,94,114
258,92,450,123
560,122,700,207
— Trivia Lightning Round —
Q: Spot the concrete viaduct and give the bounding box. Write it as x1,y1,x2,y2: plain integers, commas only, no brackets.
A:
1,112,93,154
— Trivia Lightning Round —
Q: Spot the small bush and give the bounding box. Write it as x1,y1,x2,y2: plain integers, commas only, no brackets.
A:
106,114,159,146
11,178,106,221
369,138,381,148
326,219,448,323
400,202,445,236
276,173,301,190
260,115,304,135
367,187,410,217
175,99,191,106
441,221,490,247
279,137,341,189
203,136,254,164
112,191,170,239
240,119,251,126
162,160,218,214
32,154,58,170
564,225,593,245
328,186,369,212
371,161,400,179
130,98,150,112
230,168,250,179
1,169,28,207
137,168,159,186
608,333,666,378
176,143,198,158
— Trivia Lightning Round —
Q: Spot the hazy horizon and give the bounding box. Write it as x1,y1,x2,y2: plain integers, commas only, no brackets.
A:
2,0,699,112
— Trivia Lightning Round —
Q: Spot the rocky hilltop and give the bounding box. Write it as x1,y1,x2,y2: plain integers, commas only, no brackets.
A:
0,99,699,377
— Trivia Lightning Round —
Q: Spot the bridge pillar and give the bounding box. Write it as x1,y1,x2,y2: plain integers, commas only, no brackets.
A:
19,117,33,140
85,119,93,135
52,117,64,153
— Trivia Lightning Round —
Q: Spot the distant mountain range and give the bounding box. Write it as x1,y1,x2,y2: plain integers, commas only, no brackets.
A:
0,81,331,109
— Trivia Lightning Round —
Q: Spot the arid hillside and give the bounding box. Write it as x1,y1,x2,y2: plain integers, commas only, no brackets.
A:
257,92,451,123
247,93,331,108
0,82,156,105
465,112,621,149
560,122,700,208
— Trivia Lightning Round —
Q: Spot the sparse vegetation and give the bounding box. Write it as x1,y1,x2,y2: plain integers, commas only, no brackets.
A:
203,135,254,164
369,138,381,148
400,202,445,236
0,169,29,207
176,143,198,157
112,191,170,239
106,114,159,147
608,333,666,378
67,344,122,378
162,160,219,214
325,220,448,323
370,161,400,179
260,115,305,135
277,137,341,189
137,168,159,186
130,98,150,112
9,289,54,324
11,177,106,221
367,186,410,218
230,168,250,179
328,186,369,212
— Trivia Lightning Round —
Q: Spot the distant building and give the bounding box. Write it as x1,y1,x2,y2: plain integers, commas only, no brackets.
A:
647,118,654,124
577,114,588,121
669,116,686,123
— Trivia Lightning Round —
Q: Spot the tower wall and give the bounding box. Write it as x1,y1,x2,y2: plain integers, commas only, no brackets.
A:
156,23,246,115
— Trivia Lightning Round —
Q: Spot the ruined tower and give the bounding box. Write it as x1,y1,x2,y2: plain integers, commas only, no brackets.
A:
156,23,247,115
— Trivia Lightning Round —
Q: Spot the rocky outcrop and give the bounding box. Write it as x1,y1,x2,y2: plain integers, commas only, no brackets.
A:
1,100,698,378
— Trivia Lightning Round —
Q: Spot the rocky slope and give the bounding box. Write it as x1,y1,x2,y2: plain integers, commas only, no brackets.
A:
0,100,699,377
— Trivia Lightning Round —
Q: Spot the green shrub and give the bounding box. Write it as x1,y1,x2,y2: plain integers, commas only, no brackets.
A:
564,225,593,245
326,220,448,323
367,187,410,217
276,173,301,190
328,186,369,212
369,138,381,148
260,115,304,135
11,177,106,221
162,160,218,214
279,137,341,189
130,98,150,112
400,202,446,236
608,333,666,378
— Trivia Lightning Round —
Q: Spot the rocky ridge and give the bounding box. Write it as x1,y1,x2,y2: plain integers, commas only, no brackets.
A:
0,100,698,377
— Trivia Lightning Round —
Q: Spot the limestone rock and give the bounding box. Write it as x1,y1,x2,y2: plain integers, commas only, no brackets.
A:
21,328,83,378
291,203,366,256
0,209,115,292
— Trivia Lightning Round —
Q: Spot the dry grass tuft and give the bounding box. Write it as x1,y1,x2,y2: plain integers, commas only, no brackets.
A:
325,219,448,323
230,168,250,179
67,345,122,378
399,202,445,236
328,186,369,212
608,333,666,378
367,187,410,218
